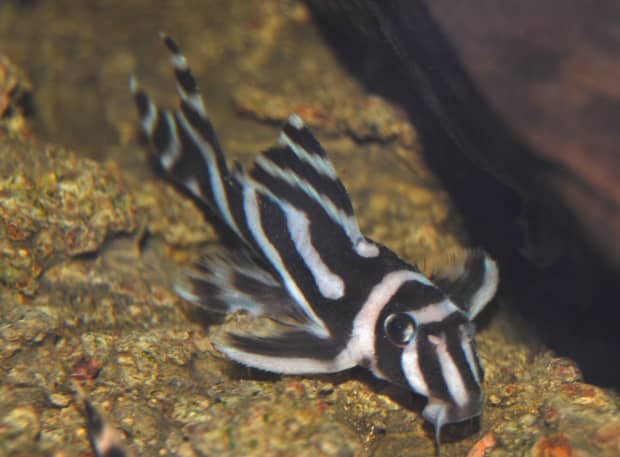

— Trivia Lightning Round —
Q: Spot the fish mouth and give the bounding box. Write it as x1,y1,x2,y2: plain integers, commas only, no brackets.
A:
422,397,482,448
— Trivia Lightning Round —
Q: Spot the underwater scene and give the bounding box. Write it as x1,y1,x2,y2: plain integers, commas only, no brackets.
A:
0,1,619,456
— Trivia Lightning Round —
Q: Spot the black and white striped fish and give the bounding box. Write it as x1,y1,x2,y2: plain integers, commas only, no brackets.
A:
131,35,499,446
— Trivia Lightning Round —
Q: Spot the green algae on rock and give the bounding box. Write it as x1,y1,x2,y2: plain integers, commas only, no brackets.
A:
0,138,136,294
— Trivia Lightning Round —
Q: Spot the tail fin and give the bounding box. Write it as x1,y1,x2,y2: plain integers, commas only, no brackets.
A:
130,34,240,237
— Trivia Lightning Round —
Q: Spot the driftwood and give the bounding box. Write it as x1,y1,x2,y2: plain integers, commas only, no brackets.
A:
305,0,620,384
306,0,619,270
427,0,620,269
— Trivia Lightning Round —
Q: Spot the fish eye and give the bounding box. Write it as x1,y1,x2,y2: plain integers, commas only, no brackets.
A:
384,313,416,347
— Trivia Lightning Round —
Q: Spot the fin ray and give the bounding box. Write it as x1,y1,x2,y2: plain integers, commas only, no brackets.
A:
252,115,379,259
176,247,311,324
217,328,356,374
131,36,239,237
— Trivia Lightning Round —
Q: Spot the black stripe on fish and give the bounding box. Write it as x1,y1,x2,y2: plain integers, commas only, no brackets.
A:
425,314,481,399
271,117,378,258
227,329,342,361
446,323,482,393
417,331,453,401
255,149,352,232
272,123,355,217
250,163,350,300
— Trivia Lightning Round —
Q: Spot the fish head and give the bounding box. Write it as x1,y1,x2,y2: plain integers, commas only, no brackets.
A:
373,295,483,432
402,311,483,438
370,251,498,443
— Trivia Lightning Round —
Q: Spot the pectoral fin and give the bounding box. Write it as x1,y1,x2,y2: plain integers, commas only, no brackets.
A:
431,249,499,319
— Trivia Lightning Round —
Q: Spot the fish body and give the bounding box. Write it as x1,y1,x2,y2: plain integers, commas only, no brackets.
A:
131,35,499,445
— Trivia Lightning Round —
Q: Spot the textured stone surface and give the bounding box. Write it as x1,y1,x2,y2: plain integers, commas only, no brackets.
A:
0,138,136,295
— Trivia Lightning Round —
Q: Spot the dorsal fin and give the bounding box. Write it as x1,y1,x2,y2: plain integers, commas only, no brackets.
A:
251,114,379,259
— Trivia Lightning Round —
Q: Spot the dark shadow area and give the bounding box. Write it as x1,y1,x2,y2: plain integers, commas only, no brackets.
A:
304,0,620,388
12,0,41,7
0,89,35,120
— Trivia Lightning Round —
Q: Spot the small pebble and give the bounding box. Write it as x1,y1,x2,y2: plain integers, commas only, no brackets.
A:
1,406,40,442
532,433,574,457
488,394,502,406
519,413,537,426
48,392,72,408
